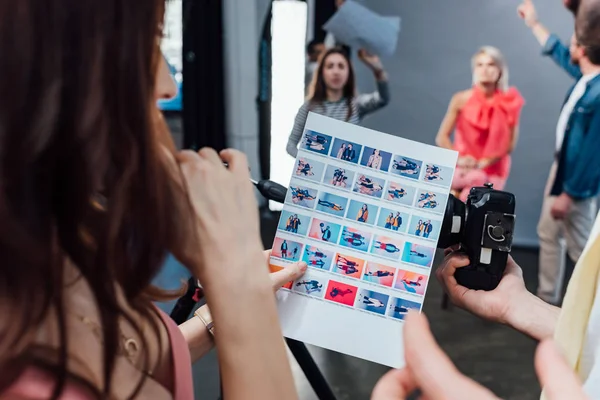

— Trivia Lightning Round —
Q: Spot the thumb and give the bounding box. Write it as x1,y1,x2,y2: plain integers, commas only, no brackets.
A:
269,262,307,290
371,369,416,400
403,312,499,399
535,340,589,399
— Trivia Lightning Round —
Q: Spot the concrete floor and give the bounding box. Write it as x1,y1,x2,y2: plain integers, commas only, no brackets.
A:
160,114,560,399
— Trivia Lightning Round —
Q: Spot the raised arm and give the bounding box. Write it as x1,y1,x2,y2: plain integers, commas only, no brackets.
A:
435,93,462,150
286,103,309,158
355,49,390,118
517,0,582,79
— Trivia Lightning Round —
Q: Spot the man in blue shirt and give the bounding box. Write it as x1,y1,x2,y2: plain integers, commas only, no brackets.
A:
519,0,600,305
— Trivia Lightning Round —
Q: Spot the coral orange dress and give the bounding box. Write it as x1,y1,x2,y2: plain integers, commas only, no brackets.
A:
452,86,525,201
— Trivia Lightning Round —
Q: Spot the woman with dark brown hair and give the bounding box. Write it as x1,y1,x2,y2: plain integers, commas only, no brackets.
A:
286,47,390,158
0,1,305,399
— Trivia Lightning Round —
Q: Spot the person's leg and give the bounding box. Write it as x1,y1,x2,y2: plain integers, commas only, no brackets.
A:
564,196,597,275
536,164,567,304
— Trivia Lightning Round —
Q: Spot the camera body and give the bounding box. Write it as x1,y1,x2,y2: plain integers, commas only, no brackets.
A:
438,183,516,291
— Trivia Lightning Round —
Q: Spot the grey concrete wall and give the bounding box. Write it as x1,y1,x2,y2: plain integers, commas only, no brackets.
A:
349,0,579,247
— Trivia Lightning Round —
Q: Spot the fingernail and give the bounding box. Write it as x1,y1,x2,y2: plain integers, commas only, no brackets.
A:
299,262,307,272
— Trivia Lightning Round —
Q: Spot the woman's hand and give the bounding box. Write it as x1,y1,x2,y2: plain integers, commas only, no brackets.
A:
358,49,384,73
457,155,477,169
371,312,589,400
176,148,266,286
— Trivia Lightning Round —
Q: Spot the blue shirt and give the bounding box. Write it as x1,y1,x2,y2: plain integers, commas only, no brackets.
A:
543,34,600,200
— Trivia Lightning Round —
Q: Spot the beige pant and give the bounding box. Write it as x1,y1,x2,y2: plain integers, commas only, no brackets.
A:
537,162,597,304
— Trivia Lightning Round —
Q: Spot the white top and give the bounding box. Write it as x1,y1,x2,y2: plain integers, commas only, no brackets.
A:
580,210,600,398
555,73,599,152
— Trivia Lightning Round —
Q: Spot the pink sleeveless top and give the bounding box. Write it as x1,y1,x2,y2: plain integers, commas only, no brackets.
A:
4,308,194,399
454,86,525,179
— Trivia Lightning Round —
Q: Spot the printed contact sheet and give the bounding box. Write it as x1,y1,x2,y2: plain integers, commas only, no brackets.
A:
270,112,458,368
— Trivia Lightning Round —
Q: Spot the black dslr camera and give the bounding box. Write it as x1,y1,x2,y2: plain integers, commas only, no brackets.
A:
437,183,516,291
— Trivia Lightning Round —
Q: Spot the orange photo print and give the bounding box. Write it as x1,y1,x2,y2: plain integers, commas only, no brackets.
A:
325,280,358,306
332,253,365,279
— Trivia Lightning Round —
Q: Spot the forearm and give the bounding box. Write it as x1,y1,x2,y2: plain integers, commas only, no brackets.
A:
205,275,296,400
373,67,387,82
531,22,550,47
506,291,560,341
179,306,215,362
436,135,453,150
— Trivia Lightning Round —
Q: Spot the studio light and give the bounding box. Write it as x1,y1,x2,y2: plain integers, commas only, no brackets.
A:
269,0,308,211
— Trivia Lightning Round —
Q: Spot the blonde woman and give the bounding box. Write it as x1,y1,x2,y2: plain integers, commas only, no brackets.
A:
436,46,525,201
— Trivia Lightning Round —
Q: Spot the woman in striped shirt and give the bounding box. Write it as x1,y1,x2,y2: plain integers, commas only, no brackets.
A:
286,47,390,157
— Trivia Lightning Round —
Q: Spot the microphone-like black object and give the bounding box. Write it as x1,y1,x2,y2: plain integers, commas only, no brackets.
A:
251,178,288,204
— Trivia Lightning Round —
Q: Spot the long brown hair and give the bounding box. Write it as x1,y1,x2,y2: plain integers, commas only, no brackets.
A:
307,47,356,121
0,0,193,397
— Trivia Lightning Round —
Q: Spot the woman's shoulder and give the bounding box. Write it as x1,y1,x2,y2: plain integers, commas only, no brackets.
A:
450,90,472,110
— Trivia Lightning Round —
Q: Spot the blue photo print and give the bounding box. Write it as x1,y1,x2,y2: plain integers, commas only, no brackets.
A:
277,210,310,236
339,226,372,253
401,242,436,268
421,163,454,188
385,181,416,207
302,245,334,271
408,215,442,241
285,184,318,209
353,173,386,199
360,147,392,171
355,288,390,316
293,156,326,183
390,155,422,180
322,165,355,191
293,271,328,298
329,138,362,164
300,130,333,155
376,208,410,233
316,192,348,218
345,200,378,225
414,189,448,214
387,297,422,320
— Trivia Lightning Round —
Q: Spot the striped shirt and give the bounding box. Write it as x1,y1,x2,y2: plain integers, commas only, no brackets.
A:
286,80,390,157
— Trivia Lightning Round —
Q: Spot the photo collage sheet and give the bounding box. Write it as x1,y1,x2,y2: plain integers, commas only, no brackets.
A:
270,112,458,367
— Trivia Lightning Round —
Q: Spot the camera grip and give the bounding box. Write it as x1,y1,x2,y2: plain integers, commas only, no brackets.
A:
454,251,508,291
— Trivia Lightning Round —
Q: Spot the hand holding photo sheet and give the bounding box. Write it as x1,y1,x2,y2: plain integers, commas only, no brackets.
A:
270,112,457,368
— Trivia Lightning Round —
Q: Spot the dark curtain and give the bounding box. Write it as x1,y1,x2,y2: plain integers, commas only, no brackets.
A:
182,0,227,151
257,3,273,181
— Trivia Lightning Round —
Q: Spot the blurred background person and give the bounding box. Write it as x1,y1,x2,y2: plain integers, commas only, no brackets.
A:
435,46,525,202
286,47,390,158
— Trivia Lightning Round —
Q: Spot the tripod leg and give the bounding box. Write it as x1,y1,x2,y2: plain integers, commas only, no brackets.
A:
285,338,337,400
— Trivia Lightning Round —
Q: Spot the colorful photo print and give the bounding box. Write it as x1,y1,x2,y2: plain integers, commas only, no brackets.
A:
421,163,454,187
293,157,326,183
387,297,422,320
285,184,318,209
271,237,303,262
332,253,365,279
394,269,428,296
401,242,436,268
356,288,390,316
346,200,378,225
308,218,342,244
370,235,403,261
293,272,327,298
277,210,310,236
362,262,396,287
302,245,334,271
300,130,332,155
353,174,386,198
360,147,392,171
329,138,362,164
339,226,372,253
324,280,358,307
414,190,448,214
385,181,416,206
316,192,348,218
390,155,422,179
376,208,410,234
408,215,441,241
322,165,355,190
